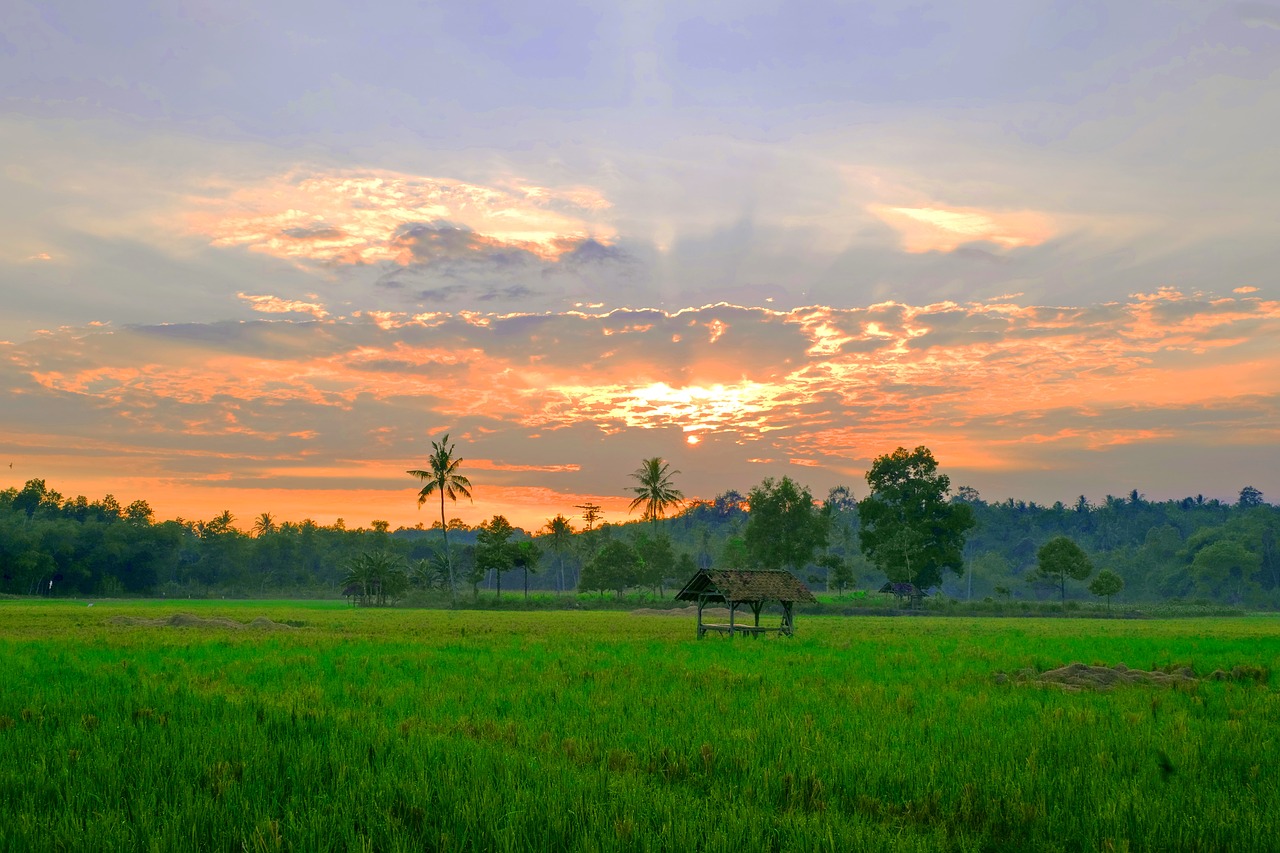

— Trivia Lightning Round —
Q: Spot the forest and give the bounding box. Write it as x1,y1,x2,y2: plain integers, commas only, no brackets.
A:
2,464,1274,608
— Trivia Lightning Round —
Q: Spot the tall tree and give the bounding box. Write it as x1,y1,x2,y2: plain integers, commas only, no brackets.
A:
858,446,974,589
542,514,574,593
744,476,830,575
1035,536,1094,603
627,458,684,529
407,434,473,606
475,515,515,600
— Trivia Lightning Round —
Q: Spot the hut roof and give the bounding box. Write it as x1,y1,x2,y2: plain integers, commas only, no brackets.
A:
675,569,816,604
878,582,930,597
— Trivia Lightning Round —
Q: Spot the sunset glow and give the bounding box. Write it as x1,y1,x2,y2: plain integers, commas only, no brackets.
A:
3,2,1277,529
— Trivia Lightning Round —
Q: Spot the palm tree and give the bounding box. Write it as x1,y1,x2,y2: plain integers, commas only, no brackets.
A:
251,512,276,538
410,555,449,592
542,514,574,593
628,457,684,531
342,551,409,606
407,434,473,605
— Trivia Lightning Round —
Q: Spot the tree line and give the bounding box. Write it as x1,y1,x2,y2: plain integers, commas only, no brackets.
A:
1,442,1275,608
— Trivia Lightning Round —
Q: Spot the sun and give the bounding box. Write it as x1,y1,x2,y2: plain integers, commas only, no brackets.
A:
686,434,702,446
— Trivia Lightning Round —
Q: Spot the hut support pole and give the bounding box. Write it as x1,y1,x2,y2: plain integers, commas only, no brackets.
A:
697,597,705,639
729,601,737,637
782,601,794,636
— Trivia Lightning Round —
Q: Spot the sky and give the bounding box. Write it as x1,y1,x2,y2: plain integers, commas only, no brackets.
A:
2,0,1278,532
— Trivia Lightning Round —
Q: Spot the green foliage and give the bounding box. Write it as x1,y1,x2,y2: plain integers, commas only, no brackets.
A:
1191,540,1262,605
743,476,829,573
341,551,409,606
675,551,697,583
580,539,640,599
410,555,450,592
719,535,750,568
1089,569,1125,609
817,553,854,592
858,446,974,589
633,532,676,595
1036,536,1094,603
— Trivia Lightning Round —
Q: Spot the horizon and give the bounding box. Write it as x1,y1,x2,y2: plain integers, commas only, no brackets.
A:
3,2,1277,531
1,464,1263,535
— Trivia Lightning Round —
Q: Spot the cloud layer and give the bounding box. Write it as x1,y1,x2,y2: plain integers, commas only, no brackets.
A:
4,290,1276,529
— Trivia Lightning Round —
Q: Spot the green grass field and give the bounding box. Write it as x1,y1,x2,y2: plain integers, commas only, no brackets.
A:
2,602,1278,851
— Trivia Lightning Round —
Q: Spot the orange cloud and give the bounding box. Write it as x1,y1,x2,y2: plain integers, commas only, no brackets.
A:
868,203,1055,253
4,290,1278,528
237,292,329,318
466,459,582,473
188,168,616,266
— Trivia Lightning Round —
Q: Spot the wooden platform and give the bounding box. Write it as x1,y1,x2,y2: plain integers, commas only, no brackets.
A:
699,622,783,636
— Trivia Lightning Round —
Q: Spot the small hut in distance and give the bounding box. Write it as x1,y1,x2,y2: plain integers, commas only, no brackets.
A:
675,569,816,638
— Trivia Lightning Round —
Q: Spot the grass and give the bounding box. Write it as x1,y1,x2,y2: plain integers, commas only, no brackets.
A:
1,602,1278,851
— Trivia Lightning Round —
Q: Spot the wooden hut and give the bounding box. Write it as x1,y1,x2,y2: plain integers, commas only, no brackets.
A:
675,569,816,638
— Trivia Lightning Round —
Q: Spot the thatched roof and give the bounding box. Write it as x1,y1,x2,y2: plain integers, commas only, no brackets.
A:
878,582,929,597
675,569,816,604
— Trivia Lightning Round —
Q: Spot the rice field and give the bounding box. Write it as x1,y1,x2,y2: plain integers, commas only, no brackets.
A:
1,601,1278,851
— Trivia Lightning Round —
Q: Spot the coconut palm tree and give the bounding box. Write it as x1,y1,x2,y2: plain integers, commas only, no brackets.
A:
628,457,684,531
251,512,276,538
542,514,574,593
407,434,472,605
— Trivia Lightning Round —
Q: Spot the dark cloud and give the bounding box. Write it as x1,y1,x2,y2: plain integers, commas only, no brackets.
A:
477,285,537,302
362,223,638,309
558,238,631,266
413,285,468,303
280,224,346,240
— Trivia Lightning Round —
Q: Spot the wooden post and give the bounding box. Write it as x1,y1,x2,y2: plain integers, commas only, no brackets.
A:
697,596,705,639
729,601,737,637
782,601,794,636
